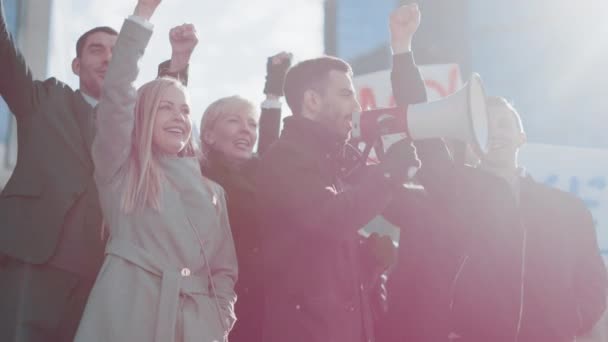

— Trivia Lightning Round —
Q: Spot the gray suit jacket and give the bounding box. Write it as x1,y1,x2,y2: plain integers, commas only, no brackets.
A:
0,4,187,273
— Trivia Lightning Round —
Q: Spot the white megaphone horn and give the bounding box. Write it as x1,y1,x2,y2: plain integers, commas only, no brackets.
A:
352,73,489,155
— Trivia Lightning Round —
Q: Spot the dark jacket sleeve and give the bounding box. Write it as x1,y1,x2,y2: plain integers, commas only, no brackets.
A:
573,201,608,335
157,59,189,86
257,106,281,156
389,52,463,205
256,144,399,244
390,52,427,107
385,51,456,222
0,1,49,118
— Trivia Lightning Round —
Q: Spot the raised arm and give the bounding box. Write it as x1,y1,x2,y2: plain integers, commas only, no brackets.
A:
92,1,159,184
157,23,199,85
389,3,427,107
387,3,457,197
256,138,420,248
0,0,49,118
257,51,292,155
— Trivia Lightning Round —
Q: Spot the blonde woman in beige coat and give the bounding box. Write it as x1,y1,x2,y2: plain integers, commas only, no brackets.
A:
74,1,238,341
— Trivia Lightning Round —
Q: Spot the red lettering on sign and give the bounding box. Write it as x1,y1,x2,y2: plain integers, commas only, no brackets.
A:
359,87,377,110
423,66,460,98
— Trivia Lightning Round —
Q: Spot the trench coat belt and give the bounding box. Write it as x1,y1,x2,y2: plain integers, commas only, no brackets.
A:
106,238,210,342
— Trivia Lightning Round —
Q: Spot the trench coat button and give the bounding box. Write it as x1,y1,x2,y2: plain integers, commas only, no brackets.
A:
252,247,259,254
180,268,191,277
348,306,356,312
360,284,365,291
295,304,301,310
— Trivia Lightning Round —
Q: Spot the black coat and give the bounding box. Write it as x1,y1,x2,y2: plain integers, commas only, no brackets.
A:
254,50,432,342
418,142,607,341
201,103,282,342
376,187,464,342
516,175,607,342
379,146,527,342
255,115,403,342
375,51,461,342
202,153,264,342
441,166,528,342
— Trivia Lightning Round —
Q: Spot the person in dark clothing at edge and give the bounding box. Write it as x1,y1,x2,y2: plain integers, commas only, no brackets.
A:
414,94,607,341
198,51,292,342
0,0,195,340
253,4,429,342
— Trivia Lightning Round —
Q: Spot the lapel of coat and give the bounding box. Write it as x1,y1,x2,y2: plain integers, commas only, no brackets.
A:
47,90,94,170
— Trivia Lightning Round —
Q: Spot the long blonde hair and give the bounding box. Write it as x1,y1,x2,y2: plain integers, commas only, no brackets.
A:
121,77,197,213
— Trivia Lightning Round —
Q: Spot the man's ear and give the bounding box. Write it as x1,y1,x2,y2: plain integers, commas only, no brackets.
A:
72,57,81,76
302,89,322,118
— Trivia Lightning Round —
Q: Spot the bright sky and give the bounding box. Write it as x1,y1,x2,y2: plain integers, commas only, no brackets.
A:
47,0,324,128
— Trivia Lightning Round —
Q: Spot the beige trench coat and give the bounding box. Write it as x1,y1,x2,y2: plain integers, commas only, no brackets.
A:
74,18,237,342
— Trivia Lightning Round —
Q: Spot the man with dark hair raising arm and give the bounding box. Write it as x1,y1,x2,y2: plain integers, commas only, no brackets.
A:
255,4,426,342
0,0,196,340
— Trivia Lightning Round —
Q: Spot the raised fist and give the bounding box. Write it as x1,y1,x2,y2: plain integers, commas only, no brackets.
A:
389,3,421,54
170,24,199,57
270,51,293,67
264,51,293,97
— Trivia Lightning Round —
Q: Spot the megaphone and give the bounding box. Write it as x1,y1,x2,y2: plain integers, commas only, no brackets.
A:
351,73,489,155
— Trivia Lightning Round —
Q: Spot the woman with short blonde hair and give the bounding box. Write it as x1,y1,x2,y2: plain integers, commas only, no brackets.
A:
200,95,258,161
199,52,292,342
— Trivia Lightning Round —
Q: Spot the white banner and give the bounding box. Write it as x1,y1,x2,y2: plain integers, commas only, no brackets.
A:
520,143,608,260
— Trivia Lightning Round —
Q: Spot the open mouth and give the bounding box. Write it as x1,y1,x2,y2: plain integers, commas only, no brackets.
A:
233,138,251,150
165,126,186,135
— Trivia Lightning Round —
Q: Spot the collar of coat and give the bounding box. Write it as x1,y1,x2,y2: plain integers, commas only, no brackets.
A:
280,116,347,158
201,149,258,195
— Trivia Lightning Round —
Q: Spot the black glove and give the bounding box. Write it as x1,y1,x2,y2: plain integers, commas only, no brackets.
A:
380,138,421,185
263,54,292,96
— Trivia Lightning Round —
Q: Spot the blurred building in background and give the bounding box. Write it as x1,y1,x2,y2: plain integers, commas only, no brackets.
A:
0,0,52,188
325,0,608,149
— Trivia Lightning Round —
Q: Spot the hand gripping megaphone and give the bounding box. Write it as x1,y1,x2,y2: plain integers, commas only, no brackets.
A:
351,73,489,155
